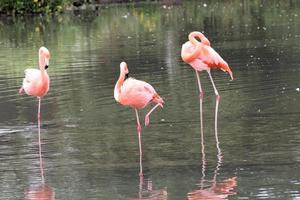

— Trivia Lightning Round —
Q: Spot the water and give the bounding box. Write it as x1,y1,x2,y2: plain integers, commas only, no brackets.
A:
0,1,300,199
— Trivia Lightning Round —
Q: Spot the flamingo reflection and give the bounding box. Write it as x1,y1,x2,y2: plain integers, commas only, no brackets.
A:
24,125,55,199
187,103,237,200
128,178,168,200
25,184,55,200
128,149,167,200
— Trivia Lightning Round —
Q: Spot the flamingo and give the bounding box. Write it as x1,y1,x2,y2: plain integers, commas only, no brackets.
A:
181,31,233,135
19,46,50,181
114,61,164,175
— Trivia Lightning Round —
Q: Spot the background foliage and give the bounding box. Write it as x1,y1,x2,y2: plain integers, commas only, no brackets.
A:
0,0,70,14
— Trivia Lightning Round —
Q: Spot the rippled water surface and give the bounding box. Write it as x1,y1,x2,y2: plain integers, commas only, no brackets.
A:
0,1,300,199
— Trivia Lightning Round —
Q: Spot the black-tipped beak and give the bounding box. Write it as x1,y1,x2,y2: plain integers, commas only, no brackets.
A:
125,73,129,80
45,65,49,70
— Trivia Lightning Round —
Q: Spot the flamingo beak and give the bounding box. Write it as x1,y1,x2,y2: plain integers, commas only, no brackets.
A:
125,73,129,79
45,58,49,70
228,71,233,80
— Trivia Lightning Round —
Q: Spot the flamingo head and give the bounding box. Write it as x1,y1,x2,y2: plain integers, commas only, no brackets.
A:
39,46,50,70
120,61,129,79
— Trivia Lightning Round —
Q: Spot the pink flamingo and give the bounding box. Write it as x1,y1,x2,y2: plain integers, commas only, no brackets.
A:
181,31,233,138
114,61,164,175
19,46,50,182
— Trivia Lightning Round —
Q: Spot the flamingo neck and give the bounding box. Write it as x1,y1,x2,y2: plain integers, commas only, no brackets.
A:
189,32,211,46
114,69,126,101
39,52,47,73
39,53,49,84
181,41,202,63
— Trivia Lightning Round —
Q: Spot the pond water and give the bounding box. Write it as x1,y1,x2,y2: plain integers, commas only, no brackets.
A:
0,1,300,199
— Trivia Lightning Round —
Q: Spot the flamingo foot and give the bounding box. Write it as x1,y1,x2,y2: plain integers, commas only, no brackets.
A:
145,115,150,127
19,87,25,95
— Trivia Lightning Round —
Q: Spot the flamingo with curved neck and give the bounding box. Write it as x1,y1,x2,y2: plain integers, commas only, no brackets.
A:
181,31,233,134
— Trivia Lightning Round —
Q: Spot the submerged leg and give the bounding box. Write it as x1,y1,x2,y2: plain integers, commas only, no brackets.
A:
196,71,207,189
37,97,44,183
139,173,144,199
135,109,143,176
145,103,162,127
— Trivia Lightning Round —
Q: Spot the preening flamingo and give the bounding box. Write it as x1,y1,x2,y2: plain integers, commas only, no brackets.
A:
114,61,164,175
19,46,50,181
181,31,233,134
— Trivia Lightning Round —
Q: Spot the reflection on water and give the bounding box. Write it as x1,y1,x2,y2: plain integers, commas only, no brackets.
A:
188,177,237,200
0,0,299,199
25,184,55,200
128,141,167,200
128,178,167,200
24,100,55,200
187,104,237,200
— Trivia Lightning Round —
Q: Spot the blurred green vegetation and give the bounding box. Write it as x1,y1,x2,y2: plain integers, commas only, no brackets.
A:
0,0,70,14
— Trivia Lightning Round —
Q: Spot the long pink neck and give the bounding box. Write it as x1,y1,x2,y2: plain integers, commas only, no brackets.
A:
114,68,126,101
39,52,47,81
188,31,211,46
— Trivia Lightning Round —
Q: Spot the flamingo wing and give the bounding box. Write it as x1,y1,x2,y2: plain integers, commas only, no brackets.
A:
22,68,49,97
23,68,41,85
198,45,233,79
199,45,228,68
119,78,156,109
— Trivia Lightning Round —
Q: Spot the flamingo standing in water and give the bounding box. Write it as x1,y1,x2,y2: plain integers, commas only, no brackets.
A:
181,31,233,136
19,46,50,181
114,61,164,175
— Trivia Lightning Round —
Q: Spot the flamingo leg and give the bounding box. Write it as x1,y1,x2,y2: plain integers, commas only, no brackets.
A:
207,70,222,158
144,103,162,127
195,71,204,134
196,71,207,190
37,97,44,183
135,109,143,177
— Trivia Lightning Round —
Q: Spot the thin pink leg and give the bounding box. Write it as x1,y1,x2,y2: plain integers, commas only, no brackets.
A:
38,97,44,183
207,70,222,158
145,103,162,127
195,71,204,135
196,71,207,190
135,109,143,177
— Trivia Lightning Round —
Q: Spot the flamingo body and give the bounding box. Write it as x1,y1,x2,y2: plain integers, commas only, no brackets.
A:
21,68,50,97
116,78,163,109
181,40,233,79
